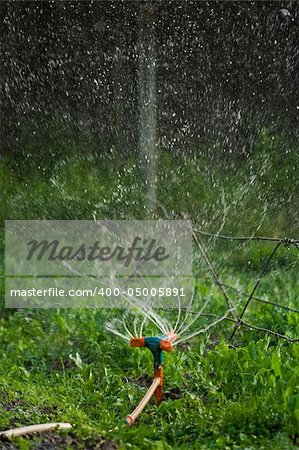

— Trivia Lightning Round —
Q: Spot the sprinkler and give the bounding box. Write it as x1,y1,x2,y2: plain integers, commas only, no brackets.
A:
125,331,178,427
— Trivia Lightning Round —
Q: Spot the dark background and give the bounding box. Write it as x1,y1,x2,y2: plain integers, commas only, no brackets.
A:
1,1,298,156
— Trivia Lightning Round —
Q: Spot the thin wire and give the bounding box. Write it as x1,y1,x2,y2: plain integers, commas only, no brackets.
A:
146,195,299,246
223,283,299,314
241,320,298,343
193,227,299,246
229,242,282,342
192,230,237,317
182,313,298,343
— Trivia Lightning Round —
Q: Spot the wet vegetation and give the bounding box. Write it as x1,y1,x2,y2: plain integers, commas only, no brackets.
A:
1,117,298,450
1,1,299,449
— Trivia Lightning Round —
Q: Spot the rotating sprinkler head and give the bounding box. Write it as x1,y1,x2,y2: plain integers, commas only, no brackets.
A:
125,331,178,427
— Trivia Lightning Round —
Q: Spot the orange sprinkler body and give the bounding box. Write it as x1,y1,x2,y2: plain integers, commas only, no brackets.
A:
125,331,178,426
130,337,145,347
153,365,163,404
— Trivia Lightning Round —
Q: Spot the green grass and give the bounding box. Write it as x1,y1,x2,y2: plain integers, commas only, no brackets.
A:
1,118,298,238
0,118,298,448
0,271,298,449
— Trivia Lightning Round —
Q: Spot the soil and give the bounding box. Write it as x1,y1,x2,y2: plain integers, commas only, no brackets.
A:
0,432,118,450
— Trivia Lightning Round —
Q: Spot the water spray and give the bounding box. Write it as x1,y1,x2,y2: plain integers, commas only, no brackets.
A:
106,278,238,426
125,331,178,426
